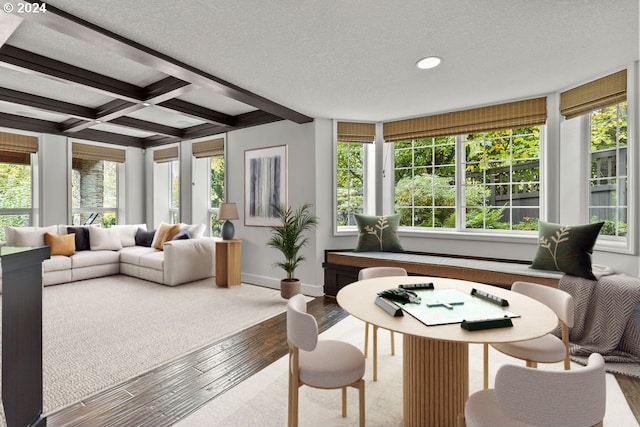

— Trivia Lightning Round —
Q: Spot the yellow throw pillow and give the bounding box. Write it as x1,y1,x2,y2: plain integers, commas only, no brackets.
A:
152,223,180,250
45,232,76,256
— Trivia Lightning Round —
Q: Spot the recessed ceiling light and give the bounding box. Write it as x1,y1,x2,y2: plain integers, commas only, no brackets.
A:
416,56,442,70
142,102,151,107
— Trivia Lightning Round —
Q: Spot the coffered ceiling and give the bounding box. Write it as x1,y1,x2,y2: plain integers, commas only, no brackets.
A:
0,1,637,149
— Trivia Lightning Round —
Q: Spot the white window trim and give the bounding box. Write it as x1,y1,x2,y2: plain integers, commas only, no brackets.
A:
589,69,636,255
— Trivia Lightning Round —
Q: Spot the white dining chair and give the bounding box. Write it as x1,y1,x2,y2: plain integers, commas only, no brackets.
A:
358,266,408,381
483,280,575,389
465,353,605,427
286,294,365,427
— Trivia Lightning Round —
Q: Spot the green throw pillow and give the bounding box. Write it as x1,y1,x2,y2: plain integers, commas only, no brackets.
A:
531,221,604,280
354,214,405,252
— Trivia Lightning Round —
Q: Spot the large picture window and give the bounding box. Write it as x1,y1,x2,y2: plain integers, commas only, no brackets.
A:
392,127,541,232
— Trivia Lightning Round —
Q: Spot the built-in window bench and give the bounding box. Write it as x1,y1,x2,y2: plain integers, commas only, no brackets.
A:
322,249,563,297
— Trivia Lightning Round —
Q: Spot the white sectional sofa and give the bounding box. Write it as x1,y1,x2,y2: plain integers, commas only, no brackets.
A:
1,223,217,290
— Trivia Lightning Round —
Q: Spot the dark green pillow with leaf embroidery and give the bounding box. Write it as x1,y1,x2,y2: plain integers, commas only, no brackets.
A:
354,214,405,252
531,221,604,280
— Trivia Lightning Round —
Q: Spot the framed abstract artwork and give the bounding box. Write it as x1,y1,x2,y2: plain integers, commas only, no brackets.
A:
244,145,287,226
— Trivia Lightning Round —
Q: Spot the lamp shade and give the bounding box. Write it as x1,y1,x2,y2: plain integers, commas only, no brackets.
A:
218,202,239,220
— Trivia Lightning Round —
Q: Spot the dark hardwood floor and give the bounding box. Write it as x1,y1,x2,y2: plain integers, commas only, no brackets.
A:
47,296,640,426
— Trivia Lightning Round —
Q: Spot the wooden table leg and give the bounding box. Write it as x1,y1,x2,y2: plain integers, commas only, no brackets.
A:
403,335,468,427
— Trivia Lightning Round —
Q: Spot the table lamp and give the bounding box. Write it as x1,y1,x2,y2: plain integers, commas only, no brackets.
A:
218,202,239,240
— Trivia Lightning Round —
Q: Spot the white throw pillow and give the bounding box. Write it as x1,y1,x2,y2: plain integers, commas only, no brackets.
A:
179,223,206,239
111,224,147,247
89,227,123,251
5,225,58,246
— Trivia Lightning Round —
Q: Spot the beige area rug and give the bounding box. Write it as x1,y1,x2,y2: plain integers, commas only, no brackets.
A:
177,315,639,427
0,276,289,425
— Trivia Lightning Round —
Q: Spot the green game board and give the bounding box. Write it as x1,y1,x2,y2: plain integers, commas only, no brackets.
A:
392,288,520,326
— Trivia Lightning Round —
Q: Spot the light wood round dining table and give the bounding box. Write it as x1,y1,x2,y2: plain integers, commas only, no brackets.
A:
337,276,558,427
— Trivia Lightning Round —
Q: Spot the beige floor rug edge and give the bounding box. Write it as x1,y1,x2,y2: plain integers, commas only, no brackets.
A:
0,275,291,425
177,315,639,427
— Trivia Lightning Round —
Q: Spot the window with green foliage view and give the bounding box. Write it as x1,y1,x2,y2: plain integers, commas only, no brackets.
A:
395,136,456,228
589,101,627,238
0,161,32,240
393,127,541,231
210,155,225,236
336,141,365,226
463,127,541,230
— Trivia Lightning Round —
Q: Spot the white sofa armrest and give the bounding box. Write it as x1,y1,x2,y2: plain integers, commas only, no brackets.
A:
162,237,217,286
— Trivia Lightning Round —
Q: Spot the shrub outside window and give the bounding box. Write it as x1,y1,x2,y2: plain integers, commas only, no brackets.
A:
0,160,32,240
462,127,541,231
394,136,456,228
393,127,541,231
589,101,627,238
336,141,365,227
210,155,225,236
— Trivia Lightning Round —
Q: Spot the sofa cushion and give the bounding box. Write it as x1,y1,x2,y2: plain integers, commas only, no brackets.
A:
89,227,123,251
139,251,164,270
43,255,72,272
5,225,58,246
151,222,180,250
119,246,158,265
45,232,76,256
70,250,120,269
112,224,147,247
135,228,156,247
66,226,91,251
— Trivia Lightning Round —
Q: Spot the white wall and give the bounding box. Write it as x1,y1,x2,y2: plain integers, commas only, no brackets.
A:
224,120,322,295
124,146,145,225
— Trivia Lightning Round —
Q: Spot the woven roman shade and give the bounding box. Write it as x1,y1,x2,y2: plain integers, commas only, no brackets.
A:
383,97,547,142
560,70,627,119
72,142,126,163
153,146,179,163
0,132,38,165
337,121,375,143
192,138,224,158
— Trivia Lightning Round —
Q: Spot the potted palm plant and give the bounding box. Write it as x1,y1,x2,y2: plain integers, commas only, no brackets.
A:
267,202,319,299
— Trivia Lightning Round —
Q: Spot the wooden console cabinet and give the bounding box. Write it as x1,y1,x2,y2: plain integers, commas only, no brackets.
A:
215,239,242,287
1,246,50,427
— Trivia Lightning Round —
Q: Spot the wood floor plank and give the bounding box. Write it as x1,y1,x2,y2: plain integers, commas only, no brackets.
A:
46,296,639,426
